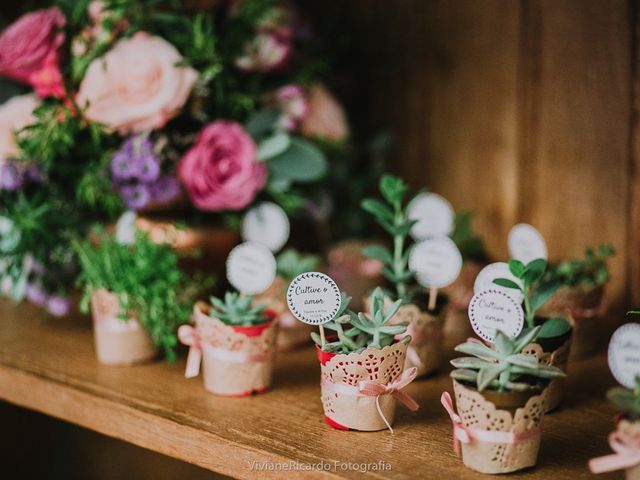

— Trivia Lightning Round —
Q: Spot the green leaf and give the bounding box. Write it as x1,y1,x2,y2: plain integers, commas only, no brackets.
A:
379,174,407,206
523,258,547,285
531,279,561,311
361,244,393,265
361,199,394,224
493,278,521,290
508,259,525,278
538,317,571,338
513,326,542,351
246,108,280,138
257,132,291,161
477,364,505,391
268,138,328,183
454,341,502,360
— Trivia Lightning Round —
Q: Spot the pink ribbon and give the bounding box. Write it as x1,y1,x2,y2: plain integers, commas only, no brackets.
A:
589,431,640,474
321,367,419,433
440,392,541,456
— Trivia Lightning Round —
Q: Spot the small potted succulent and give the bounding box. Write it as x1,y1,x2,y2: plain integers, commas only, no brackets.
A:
493,258,570,411
315,287,418,432
590,376,640,478
444,328,566,474
361,174,447,376
540,245,614,359
253,248,320,351
180,292,278,396
443,211,488,345
74,229,204,365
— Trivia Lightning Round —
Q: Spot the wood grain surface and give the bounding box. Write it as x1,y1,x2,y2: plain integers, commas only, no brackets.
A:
0,299,620,479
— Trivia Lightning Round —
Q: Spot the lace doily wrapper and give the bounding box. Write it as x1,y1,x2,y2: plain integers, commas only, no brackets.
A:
523,338,571,412
194,302,278,396
453,380,548,474
253,276,312,351
320,342,408,431
90,289,157,366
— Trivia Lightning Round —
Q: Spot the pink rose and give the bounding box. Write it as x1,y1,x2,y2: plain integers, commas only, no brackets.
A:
301,84,349,142
0,94,40,161
235,31,291,72
76,33,198,134
178,121,267,211
0,7,66,99
275,84,307,131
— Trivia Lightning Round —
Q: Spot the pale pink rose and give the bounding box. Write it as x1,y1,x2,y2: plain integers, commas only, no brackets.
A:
301,84,349,142
76,33,198,134
0,94,39,161
178,121,267,211
88,1,107,23
235,31,291,72
0,7,66,99
275,84,307,131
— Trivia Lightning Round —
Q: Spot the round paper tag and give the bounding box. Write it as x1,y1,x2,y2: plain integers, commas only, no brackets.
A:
226,242,276,295
474,262,524,304
286,272,341,325
409,236,462,289
468,289,524,342
608,323,640,388
242,202,290,252
407,192,455,239
115,211,137,245
508,223,548,263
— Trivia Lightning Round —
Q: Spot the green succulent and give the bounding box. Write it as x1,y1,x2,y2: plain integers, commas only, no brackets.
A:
607,377,640,420
451,211,488,262
545,244,614,290
276,248,320,281
450,327,566,392
312,287,410,354
493,258,570,338
209,292,268,326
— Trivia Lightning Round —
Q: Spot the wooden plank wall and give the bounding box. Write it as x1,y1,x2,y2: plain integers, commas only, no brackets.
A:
327,0,636,310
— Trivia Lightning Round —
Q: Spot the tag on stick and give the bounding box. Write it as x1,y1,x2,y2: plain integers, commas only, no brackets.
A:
608,323,640,388
468,289,524,342
407,193,455,240
409,236,462,289
242,201,290,253
286,272,341,325
508,223,548,263
226,242,276,295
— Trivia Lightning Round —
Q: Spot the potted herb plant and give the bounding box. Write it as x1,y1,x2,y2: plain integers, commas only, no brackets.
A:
361,174,447,377
590,377,640,479
180,292,278,396
253,248,320,350
493,258,570,411
443,211,488,345
315,287,419,432
443,328,566,474
540,245,614,359
74,229,204,365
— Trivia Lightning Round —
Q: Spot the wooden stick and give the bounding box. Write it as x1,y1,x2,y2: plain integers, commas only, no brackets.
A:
428,287,438,311
319,325,326,347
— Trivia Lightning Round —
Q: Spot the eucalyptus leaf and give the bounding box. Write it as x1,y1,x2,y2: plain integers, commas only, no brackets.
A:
268,138,328,183
257,132,291,161
537,317,571,338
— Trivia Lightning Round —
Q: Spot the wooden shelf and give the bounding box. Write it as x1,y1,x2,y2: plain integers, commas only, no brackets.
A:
0,299,619,479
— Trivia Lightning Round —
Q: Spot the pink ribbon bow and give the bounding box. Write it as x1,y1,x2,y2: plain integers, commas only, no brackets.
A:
589,431,640,474
440,391,540,456
357,367,420,433
178,325,202,379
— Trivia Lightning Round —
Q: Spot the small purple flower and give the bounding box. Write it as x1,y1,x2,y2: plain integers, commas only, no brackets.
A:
0,162,24,191
120,184,151,210
46,295,70,317
150,176,181,204
26,283,48,306
135,155,160,183
110,151,138,180
24,163,45,184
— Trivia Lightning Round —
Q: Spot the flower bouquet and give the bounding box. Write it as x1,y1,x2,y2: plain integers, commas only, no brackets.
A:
361,174,447,377
443,328,565,474
180,292,278,396
315,288,418,432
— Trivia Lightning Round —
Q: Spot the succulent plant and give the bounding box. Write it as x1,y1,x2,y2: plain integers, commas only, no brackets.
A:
312,287,410,353
276,248,320,281
450,327,566,392
451,211,488,262
545,244,614,290
607,377,640,420
209,291,269,326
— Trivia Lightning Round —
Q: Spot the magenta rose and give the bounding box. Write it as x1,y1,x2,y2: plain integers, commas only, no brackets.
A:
178,121,267,211
0,7,66,98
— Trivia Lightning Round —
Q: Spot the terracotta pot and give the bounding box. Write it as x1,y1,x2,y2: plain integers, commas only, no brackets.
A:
90,289,158,366
442,261,484,346
452,380,548,474
325,240,384,312
318,342,408,431
192,302,278,396
253,276,313,351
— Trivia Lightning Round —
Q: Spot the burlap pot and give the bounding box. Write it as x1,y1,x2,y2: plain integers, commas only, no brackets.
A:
191,302,278,396
442,261,483,346
538,285,605,360
451,380,548,474
90,289,158,366
253,276,313,351
319,342,409,431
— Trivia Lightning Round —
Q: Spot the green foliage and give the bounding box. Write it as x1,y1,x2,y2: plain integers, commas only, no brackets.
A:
361,175,418,302
545,244,615,289
450,328,566,392
451,211,487,262
607,377,640,419
311,287,409,354
275,249,320,281
209,291,268,326
73,229,211,361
